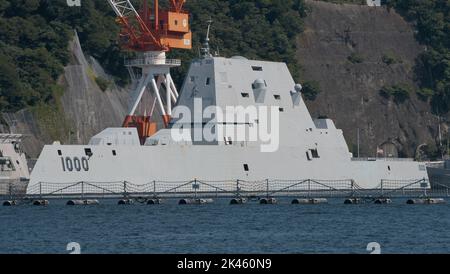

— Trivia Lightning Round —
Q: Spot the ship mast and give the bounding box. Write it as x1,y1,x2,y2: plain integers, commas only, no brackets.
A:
201,18,213,58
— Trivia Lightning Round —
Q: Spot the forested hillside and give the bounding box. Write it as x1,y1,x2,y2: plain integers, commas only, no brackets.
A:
386,0,450,114
1,0,447,115
0,0,123,113
0,0,306,113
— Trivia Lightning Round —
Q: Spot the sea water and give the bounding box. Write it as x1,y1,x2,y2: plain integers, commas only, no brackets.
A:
0,198,449,254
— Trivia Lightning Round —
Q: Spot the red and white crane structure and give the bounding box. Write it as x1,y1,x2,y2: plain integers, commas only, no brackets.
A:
106,0,192,143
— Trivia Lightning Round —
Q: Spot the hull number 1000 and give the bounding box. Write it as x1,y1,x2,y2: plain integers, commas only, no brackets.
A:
61,157,89,172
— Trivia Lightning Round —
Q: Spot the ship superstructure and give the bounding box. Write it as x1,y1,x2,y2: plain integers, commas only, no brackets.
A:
27,54,429,194
0,134,30,196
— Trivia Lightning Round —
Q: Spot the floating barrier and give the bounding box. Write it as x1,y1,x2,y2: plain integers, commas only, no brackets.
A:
407,198,446,205
178,198,214,205
291,198,328,205
118,199,134,205
32,200,49,206
2,200,18,206
374,198,392,204
344,198,362,204
147,199,163,205
260,197,277,204
66,199,100,206
230,198,247,205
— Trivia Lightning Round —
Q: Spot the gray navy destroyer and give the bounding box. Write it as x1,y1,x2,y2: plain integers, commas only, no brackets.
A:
26,53,430,195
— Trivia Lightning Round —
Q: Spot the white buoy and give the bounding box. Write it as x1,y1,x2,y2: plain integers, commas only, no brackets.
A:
230,198,247,205
2,200,18,206
178,198,214,205
147,199,163,205
374,198,392,204
118,199,134,205
67,199,100,206
32,200,49,206
407,198,446,205
344,198,362,204
260,197,277,204
292,198,328,205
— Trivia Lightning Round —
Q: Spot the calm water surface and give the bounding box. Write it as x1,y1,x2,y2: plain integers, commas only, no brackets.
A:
0,198,449,254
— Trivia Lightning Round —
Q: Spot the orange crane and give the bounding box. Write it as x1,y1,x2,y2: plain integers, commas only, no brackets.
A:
108,0,191,52
107,0,192,144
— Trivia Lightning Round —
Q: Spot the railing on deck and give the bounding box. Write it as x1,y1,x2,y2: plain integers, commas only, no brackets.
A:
351,157,415,162
124,58,181,67
11,178,447,200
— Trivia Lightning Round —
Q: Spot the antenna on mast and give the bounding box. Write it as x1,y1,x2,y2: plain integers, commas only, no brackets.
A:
201,18,213,57
216,46,220,56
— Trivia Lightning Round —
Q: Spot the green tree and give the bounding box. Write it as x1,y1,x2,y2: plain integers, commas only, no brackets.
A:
387,0,450,113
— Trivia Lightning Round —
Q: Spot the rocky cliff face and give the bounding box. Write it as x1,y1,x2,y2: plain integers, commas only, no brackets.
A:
297,0,439,157
60,32,129,146
1,32,129,158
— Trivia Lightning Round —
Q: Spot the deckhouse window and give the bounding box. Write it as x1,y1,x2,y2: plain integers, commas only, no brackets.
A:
206,77,211,85
306,151,312,161
252,66,263,71
224,137,233,145
306,149,320,160
243,164,249,171
274,95,281,100
241,92,249,98
84,148,93,157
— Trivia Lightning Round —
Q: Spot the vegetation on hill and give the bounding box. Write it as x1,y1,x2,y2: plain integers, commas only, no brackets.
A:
172,0,307,87
0,0,306,113
301,81,321,101
386,0,450,114
379,84,412,104
0,0,125,112
0,0,69,111
2,0,447,118
318,0,450,115
320,0,365,4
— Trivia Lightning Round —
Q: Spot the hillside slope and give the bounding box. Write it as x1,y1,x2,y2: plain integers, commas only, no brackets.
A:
298,0,438,157
1,32,128,158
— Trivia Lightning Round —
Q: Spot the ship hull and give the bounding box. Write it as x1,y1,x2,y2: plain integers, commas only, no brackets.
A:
427,166,450,188
27,143,428,195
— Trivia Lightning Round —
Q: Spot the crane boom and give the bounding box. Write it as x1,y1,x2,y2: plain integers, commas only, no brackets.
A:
107,0,164,51
107,0,191,52
170,0,185,12
107,0,137,17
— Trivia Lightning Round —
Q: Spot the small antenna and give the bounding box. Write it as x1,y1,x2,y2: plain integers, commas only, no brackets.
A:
215,45,220,57
201,17,213,58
